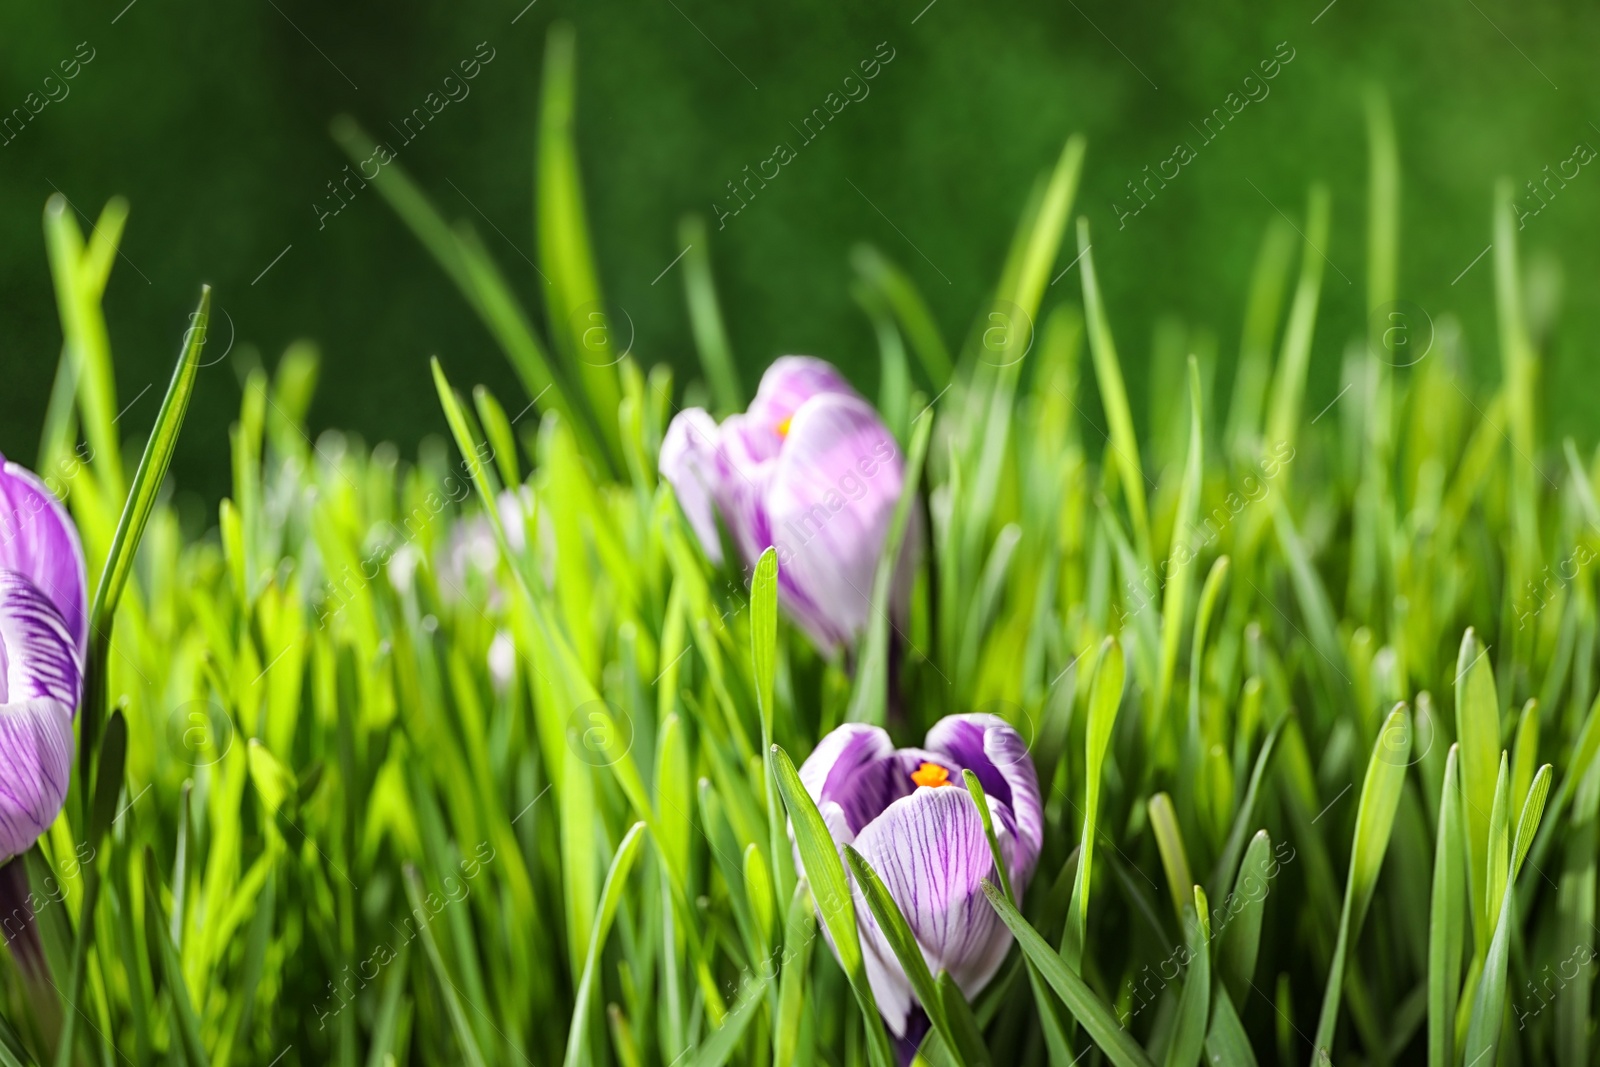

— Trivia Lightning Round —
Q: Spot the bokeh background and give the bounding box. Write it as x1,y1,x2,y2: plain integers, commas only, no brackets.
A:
2,0,1596,501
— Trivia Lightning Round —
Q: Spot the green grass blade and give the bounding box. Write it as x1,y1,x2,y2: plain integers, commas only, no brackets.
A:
1163,886,1211,1067
846,845,985,1067
1310,704,1410,1063
1454,628,1500,955
846,399,933,725
564,822,646,1067
1216,830,1273,1005
1078,218,1150,555
1428,745,1465,1067
679,215,742,413
982,883,1158,1067
771,746,895,1067
1066,637,1123,968
1148,793,1194,926
1158,357,1204,722
1263,185,1330,469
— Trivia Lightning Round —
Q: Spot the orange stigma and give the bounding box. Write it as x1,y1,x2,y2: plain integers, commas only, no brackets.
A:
911,761,951,789
776,416,792,437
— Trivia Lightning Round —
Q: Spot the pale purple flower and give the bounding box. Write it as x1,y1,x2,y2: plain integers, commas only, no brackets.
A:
659,357,913,653
0,455,88,863
793,714,1042,1042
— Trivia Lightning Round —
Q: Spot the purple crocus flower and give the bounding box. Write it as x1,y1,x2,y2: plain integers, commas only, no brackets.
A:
659,357,912,653
0,455,88,863
794,714,1042,1044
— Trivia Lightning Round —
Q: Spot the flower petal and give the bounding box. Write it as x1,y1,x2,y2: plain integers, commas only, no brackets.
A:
925,714,1043,888
659,409,727,565
0,697,73,864
850,786,1014,1025
747,356,860,439
0,571,84,710
0,457,87,655
762,394,906,651
797,723,916,836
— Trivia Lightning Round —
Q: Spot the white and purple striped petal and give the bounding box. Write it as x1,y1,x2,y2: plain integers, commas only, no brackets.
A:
850,786,1014,1037
658,408,728,565
657,357,912,655
0,456,87,655
790,716,1043,1042
761,393,907,652
0,697,74,864
926,713,1043,886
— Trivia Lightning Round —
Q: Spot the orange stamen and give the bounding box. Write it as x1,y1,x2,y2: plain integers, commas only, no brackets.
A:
776,416,793,437
911,761,951,789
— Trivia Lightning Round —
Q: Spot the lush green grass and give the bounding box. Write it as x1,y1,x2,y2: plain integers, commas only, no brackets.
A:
10,27,1600,1067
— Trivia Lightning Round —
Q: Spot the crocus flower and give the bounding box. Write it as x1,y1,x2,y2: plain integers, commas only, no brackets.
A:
0,454,88,863
794,714,1042,1047
659,357,912,653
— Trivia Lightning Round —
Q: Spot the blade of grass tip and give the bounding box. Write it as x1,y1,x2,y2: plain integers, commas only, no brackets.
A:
538,22,624,469
80,285,208,821
52,711,126,1067
1310,704,1411,1065
1262,184,1329,477
1216,830,1274,1005
846,399,933,726
750,548,793,904
1158,357,1204,724
1147,793,1194,927
679,215,742,413
1453,628,1499,957
1462,764,1552,1067
565,823,646,1067
851,245,953,387
1066,637,1123,969
473,384,522,489
1077,218,1150,556
846,846,986,1067
42,196,123,496
1164,886,1211,1067
981,883,1158,1067
771,747,896,1067
1428,746,1465,1067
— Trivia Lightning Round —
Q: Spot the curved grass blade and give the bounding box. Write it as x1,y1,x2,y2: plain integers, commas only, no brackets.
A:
1066,637,1123,968
688,971,774,1067
982,883,1158,1067
771,746,895,1067
81,285,209,795
565,823,647,1067
1309,704,1410,1064
1157,357,1204,722
1078,219,1150,555
1216,830,1273,1005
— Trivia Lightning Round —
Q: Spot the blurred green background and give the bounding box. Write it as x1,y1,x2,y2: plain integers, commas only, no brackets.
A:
2,0,1595,501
